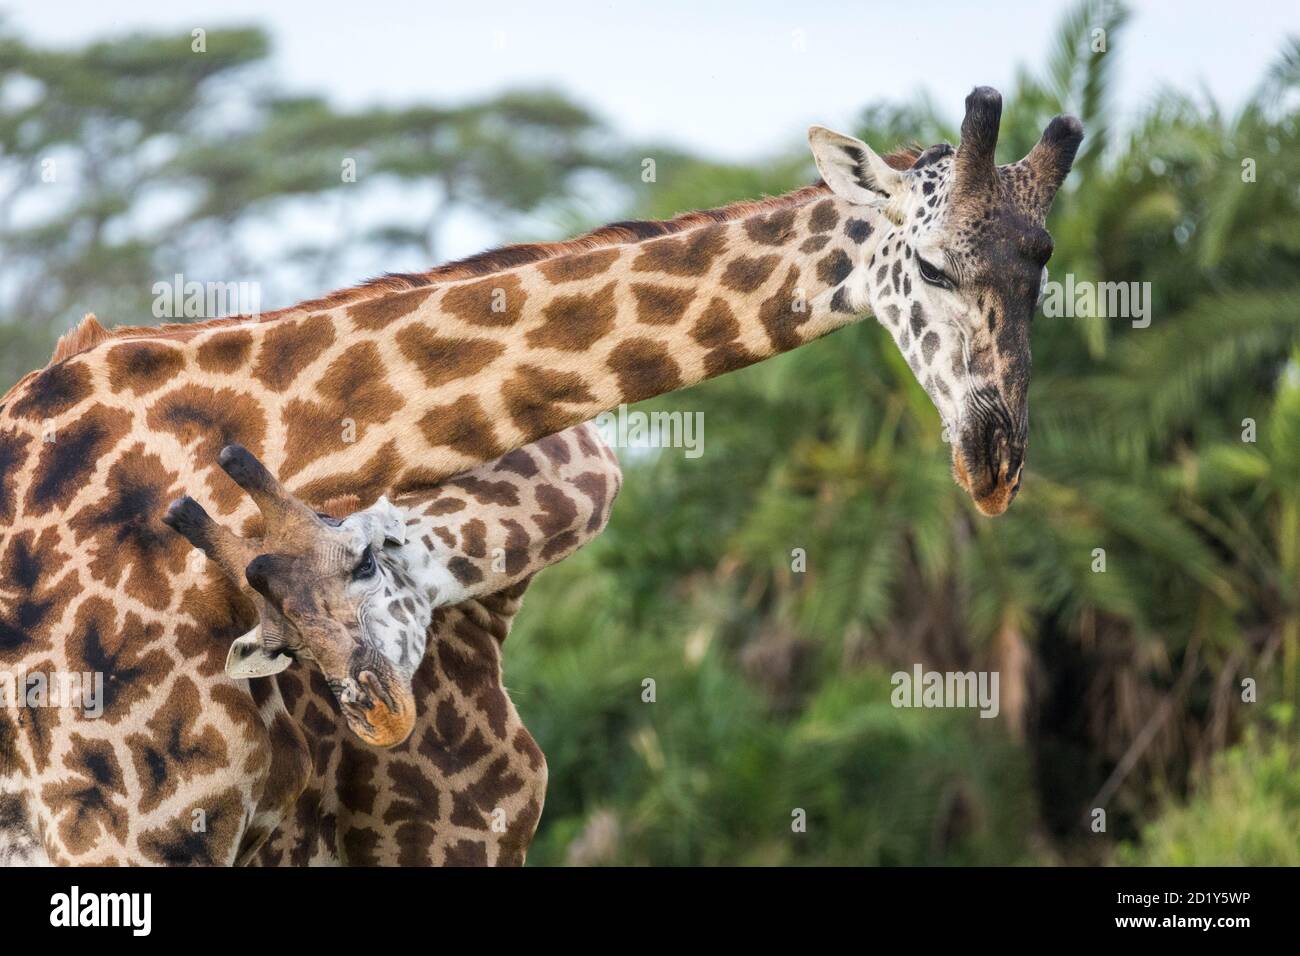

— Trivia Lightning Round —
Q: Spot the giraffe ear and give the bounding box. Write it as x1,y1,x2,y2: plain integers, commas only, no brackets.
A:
808,126,906,207
225,629,293,680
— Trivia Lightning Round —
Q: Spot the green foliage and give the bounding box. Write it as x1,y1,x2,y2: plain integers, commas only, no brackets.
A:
1117,723,1300,866
508,543,1036,866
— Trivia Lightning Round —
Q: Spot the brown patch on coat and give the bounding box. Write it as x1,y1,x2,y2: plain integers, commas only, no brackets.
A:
395,326,505,388
758,265,809,352
440,274,527,328
125,676,230,815
348,286,435,330
0,528,74,665
146,385,267,513
631,224,727,276
252,313,336,392
721,254,780,293
449,475,520,507
196,330,254,373
416,395,506,462
526,282,618,349
67,443,188,610
10,361,93,421
538,248,620,283
106,341,186,395
630,283,695,325
61,597,171,722
605,338,683,403
40,735,130,854
25,404,133,512
744,208,797,246
808,198,840,233
500,365,597,438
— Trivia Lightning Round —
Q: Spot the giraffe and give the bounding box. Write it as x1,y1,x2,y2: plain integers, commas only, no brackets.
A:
172,425,621,865
256,578,550,865
159,429,621,752
0,86,1081,864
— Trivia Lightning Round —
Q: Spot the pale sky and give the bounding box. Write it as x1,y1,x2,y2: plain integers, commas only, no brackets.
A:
4,0,1295,288
8,0,1295,160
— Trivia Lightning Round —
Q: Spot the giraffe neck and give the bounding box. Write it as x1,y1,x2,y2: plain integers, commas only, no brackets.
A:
362,423,617,665
252,187,886,499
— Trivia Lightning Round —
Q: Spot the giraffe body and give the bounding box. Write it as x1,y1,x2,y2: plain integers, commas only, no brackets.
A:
0,172,871,865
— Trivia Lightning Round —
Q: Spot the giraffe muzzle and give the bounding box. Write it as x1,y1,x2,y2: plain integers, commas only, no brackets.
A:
335,667,416,748
951,419,1025,517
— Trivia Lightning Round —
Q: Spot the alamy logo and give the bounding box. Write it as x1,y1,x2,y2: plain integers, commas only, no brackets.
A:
1,670,103,718
593,404,704,459
891,665,1000,719
152,273,260,319
49,886,151,936
1040,274,1152,328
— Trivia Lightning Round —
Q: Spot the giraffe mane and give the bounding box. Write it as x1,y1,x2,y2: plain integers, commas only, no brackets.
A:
43,146,924,367
49,313,113,364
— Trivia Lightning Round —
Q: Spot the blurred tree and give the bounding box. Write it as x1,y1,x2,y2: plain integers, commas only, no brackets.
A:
0,24,624,387
0,26,269,383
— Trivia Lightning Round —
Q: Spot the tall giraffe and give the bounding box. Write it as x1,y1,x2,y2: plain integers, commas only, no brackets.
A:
0,87,1081,864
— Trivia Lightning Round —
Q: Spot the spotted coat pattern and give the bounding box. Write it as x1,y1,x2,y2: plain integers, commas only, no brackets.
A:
0,422,617,865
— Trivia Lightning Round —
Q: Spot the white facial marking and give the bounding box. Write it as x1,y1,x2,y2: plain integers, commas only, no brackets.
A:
333,500,475,676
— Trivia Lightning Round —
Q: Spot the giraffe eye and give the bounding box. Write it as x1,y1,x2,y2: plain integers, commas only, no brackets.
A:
352,547,377,581
917,256,953,290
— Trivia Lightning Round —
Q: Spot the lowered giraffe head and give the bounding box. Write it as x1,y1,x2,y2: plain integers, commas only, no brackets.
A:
809,86,1082,515
163,445,428,748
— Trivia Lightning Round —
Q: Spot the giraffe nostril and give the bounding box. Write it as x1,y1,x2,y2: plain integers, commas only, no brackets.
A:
986,428,1010,483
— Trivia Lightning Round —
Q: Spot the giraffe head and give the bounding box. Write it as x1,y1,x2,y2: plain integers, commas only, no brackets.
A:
163,445,427,748
810,87,1082,515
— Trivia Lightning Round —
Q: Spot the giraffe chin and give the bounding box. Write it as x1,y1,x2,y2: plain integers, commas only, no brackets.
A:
971,487,1014,517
